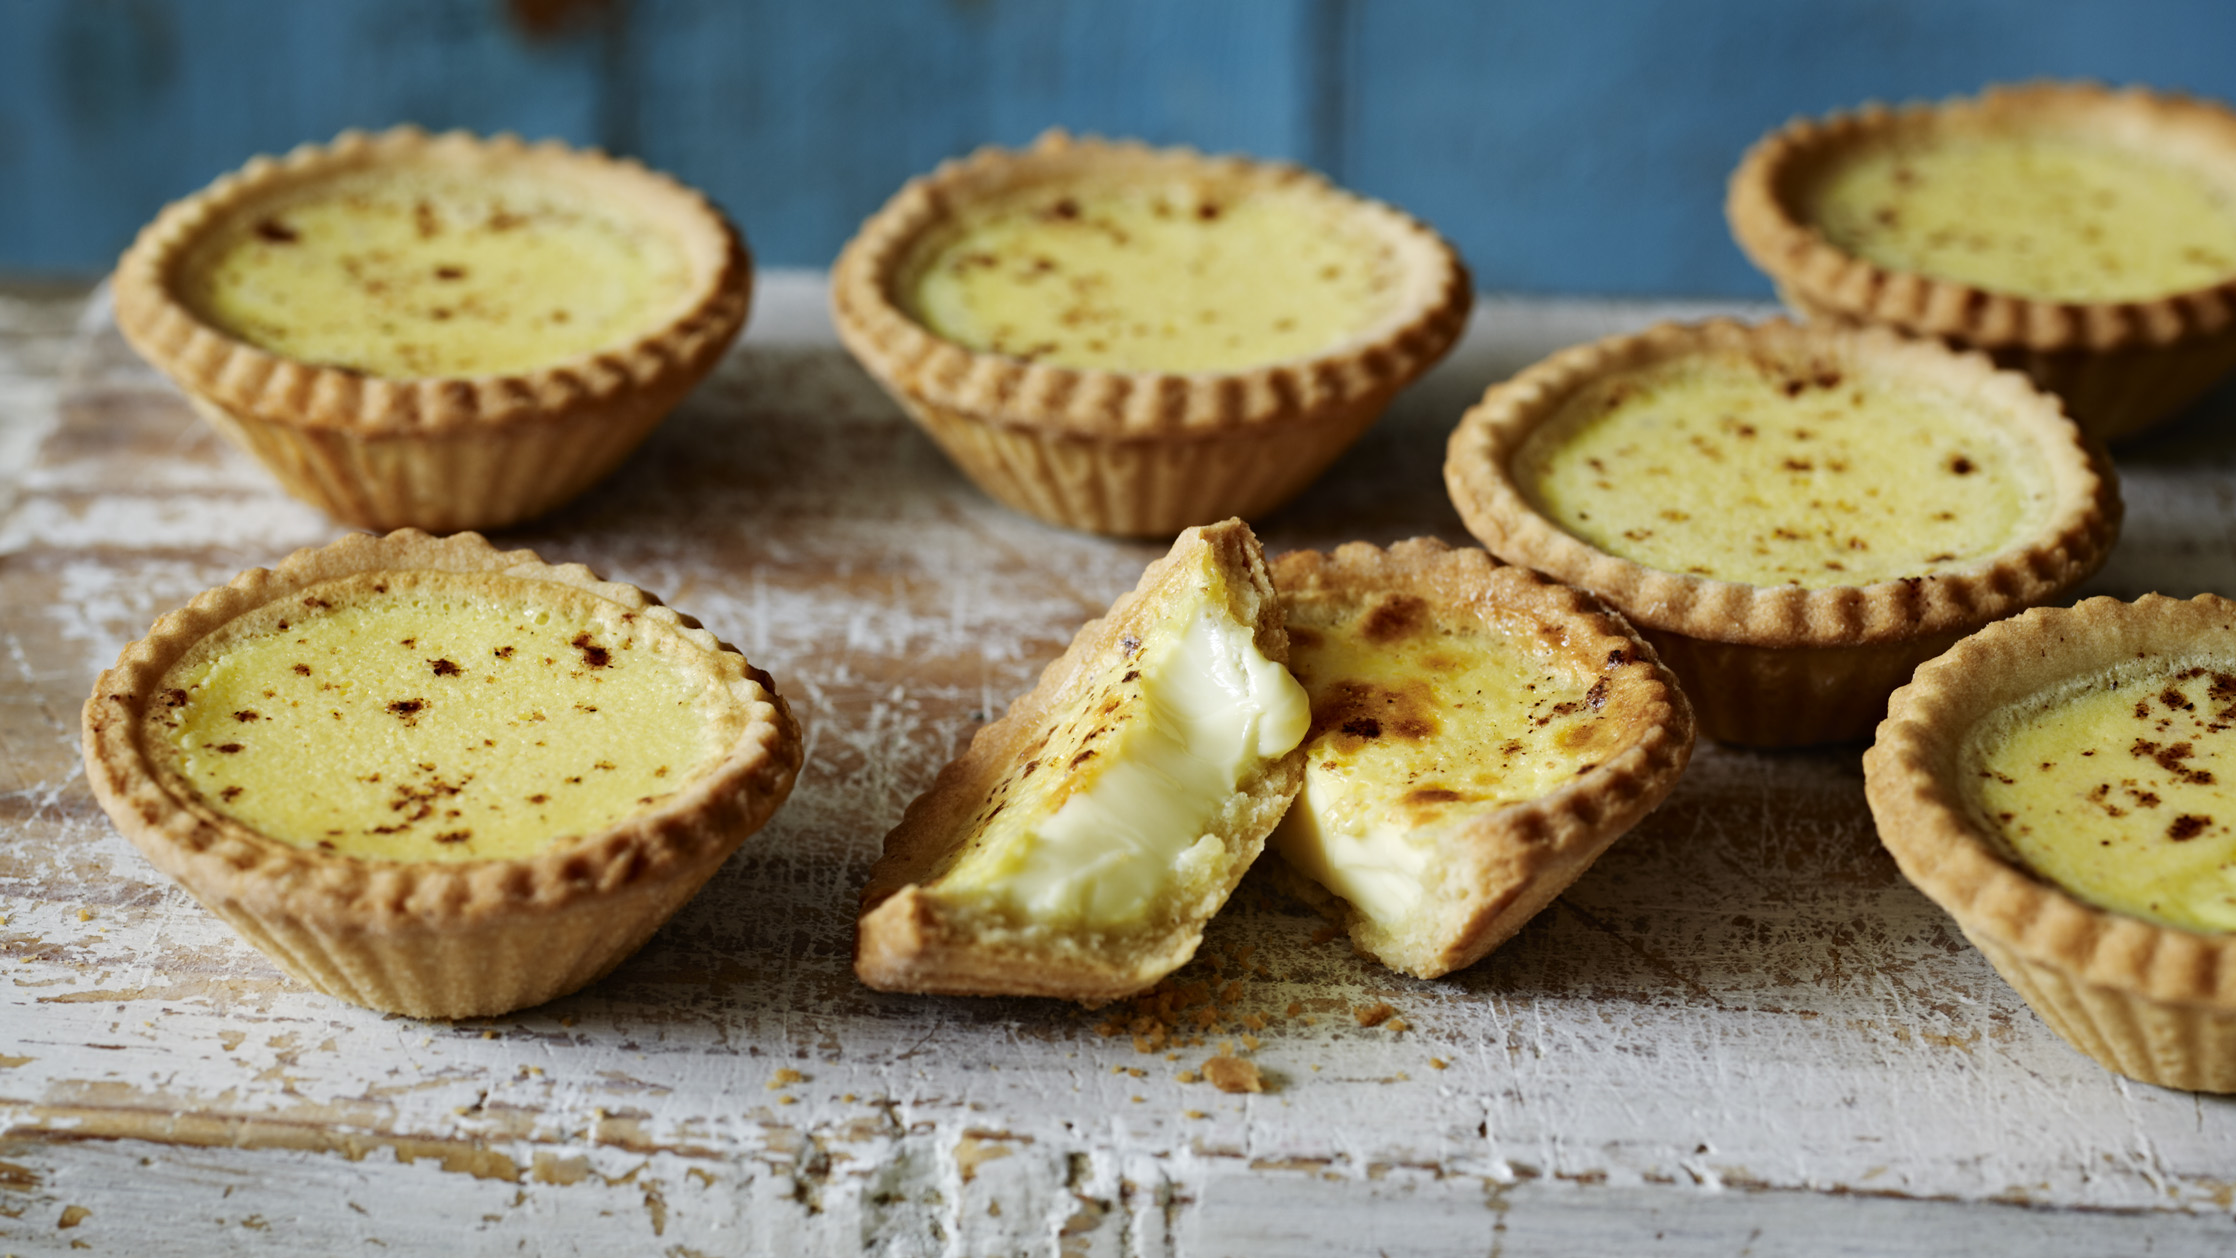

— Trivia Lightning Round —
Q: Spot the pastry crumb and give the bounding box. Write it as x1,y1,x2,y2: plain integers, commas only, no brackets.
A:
1175,1070,1202,1084
768,1068,805,1089
1204,1056,1265,1094
1385,1017,1408,1034
1429,1057,1449,1070
1184,1109,1208,1120
1354,1002,1397,1028
778,1094,797,1106
1242,1034,1262,1052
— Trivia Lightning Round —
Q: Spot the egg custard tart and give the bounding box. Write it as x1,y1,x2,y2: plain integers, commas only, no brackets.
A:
114,127,750,531
1445,319,2119,746
1868,595,2236,1091
1267,540,1693,978
832,131,1469,537
856,519,1310,1002
1729,82,2236,442
83,530,801,1018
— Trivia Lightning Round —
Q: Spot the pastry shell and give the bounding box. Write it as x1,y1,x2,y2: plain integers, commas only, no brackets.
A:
856,518,1303,1003
1866,594,2236,1091
831,131,1471,537
1444,318,2120,747
113,127,752,531
81,530,802,1019
1268,539,1695,978
1728,81,2236,443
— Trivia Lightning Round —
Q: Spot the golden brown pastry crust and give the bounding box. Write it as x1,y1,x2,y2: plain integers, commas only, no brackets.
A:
1268,539,1694,978
856,518,1304,1003
113,127,751,531
830,130,1471,536
1443,318,2120,746
82,530,801,1019
1727,81,2236,442
1866,594,2236,1091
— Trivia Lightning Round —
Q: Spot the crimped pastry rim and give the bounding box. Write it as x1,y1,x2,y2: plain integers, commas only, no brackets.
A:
82,530,803,930
1728,81,2236,353
1271,538,1696,976
112,126,752,435
830,130,1472,439
1864,594,2236,1008
1443,318,2121,649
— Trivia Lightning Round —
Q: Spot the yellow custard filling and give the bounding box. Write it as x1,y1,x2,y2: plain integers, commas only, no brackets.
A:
145,571,736,863
1808,134,2236,302
178,168,695,379
934,548,1310,931
1515,355,2051,588
1272,592,1626,927
903,181,1400,372
1968,661,2236,933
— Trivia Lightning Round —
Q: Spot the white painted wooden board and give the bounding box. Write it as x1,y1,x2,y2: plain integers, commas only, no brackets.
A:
5,274,2236,1256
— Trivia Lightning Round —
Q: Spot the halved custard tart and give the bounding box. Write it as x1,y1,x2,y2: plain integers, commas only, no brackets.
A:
832,131,1470,537
1267,540,1693,978
1445,319,2119,746
1867,595,2236,1090
856,519,1309,1003
114,127,751,531
1729,82,2236,442
82,530,801,1018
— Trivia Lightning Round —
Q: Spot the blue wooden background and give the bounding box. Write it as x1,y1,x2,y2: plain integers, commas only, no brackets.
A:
8,0,2236,296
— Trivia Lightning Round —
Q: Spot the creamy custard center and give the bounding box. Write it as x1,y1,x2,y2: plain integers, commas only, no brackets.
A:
179,168,694,379
935,551,1310,931
1808,134,2236,302
1516,357,2050,588
146,572,732,863
903,182,1399,372
1273,594,1624,926
1967,660,2236,933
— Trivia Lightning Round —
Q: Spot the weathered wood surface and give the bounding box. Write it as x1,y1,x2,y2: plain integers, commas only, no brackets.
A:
5,276,2236,1256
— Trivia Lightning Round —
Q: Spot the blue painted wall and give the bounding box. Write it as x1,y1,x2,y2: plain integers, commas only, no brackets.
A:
8,0,2236,296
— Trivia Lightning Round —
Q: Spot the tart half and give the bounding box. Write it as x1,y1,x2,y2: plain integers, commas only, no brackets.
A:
1729,82,2236,442
856,519,1310,1003
1867,595,2236,1091
1444,318,2119,746
115,127,751,531
82,530,801,1018
1268,539,1694,978
832,131,1470,537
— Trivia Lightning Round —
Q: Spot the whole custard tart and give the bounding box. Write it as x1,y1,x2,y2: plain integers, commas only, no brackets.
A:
1267,539,1694,979
1445,318,2120,746
1867,595,2236,1091
1729,82,2236,442
114,127,751,531
832,130,1471,537
82,530,802,1018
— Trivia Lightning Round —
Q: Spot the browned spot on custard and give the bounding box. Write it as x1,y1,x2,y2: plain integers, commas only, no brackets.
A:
571,633,610,668
433,830,472,844
2170,814,2212,841
388,699,426,723
254,218,298,244
233,710,260,723
211,743,243,754
1947,455,1976,476
494,645,516,659
1316,679,1436,746
219,786,244,802
435,264,466,280
1402,787,1465,807
292,663,312,676
164,689,190,708
1360,595,1428,644
430,659,463,677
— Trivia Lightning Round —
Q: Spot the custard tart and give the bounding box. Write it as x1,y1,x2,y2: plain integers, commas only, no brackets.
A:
114,127,751,531
83,530,800,1018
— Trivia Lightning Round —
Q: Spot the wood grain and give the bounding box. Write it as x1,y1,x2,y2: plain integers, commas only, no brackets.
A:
5,277,2236,1254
